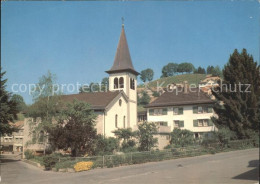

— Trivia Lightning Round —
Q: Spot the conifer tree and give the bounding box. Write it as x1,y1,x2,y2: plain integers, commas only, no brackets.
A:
212,49,260,139
0,69,19,135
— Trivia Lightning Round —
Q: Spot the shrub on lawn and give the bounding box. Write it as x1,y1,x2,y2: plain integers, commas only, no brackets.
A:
24,150,34,159
74,161,93,172
43,155,59,170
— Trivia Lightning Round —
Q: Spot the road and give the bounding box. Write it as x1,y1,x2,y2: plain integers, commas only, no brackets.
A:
0,148,259,184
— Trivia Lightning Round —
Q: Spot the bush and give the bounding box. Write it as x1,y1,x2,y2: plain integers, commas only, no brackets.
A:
42,155,59,170
215,127,237,145
94,136,119,155
122,140,137,153
170,129,195,147
74,161,93,172
54,159,77,170
24,150,34,159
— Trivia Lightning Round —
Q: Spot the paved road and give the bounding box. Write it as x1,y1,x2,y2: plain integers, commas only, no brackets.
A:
1,149,259,184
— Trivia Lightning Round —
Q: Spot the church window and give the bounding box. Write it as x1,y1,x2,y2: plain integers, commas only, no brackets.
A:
114,78,118,89
123,116,126,128
119,77,124,88
115,114,118,128
132,79,135,90
119,99,122,106
130,78,135,90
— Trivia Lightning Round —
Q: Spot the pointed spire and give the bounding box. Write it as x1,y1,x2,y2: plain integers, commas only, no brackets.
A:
106,23,139,76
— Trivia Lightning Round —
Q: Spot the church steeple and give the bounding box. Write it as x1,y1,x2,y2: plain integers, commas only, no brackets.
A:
106,24,139,76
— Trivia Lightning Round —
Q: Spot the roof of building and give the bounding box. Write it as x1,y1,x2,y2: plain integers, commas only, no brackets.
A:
145,87,214,108
60,91,121,110
14,121,24,128
106,25,139,76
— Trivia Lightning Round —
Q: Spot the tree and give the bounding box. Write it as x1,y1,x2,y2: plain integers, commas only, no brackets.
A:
49,100,97,157
212,49,260,139
170,129,194,147
138,91,151,106
101,77,109,91
177,62,195,74
194,66,206,74
0,69,19,135
11,94,26,112
140,68,154,82
207,66,215,74
113,128,137,152
136,121,158,151
211,66,222,77
161,63,178,78
113,128,135,142
26,71,61,132
93,135,119,155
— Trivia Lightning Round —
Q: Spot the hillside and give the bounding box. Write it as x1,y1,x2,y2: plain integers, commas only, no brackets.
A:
138,74,207,88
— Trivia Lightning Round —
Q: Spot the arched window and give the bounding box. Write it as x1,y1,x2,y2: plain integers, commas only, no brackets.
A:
115,114,118,128
130,78,135,90
123,116,126,128
130,78,132,89
39,131,44,143
119,77,124,88
119,99,122,106
114,77,118,89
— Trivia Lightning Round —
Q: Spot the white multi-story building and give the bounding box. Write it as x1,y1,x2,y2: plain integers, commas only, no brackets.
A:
1,121,24,152
145,84,216,149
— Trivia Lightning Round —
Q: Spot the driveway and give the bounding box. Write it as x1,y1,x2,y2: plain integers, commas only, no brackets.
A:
1,148,259,184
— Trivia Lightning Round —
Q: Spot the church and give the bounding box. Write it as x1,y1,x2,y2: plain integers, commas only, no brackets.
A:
22,24,139,155
60,24,139,137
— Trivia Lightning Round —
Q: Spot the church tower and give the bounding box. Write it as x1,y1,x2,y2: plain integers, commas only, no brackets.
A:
106,23,139,128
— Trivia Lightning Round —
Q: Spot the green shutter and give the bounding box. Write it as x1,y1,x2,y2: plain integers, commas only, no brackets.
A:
178,108,183,115
179,121,184,127
162,108,168,115
208,106,213,113
208,119,213,126
193,106,198,114
149,109,154,115
193,120,198,127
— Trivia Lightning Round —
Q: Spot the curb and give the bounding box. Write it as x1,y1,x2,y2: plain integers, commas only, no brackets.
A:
22,159,44,170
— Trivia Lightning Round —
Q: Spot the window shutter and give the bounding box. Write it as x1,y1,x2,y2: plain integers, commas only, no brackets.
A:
178,108,183,115
179,121,184,127
208,119,213,126
149,109,154,115
208,106,213,113
193,106,198,114
162,108,167,115
193,120,198,127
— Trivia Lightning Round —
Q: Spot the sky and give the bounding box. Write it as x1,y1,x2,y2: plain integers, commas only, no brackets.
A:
2,1,259,104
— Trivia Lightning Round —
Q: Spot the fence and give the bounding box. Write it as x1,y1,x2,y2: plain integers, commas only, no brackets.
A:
52,139,257,170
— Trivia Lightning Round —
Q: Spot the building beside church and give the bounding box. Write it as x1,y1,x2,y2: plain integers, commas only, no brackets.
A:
1,121,24,152
145,83,216,149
